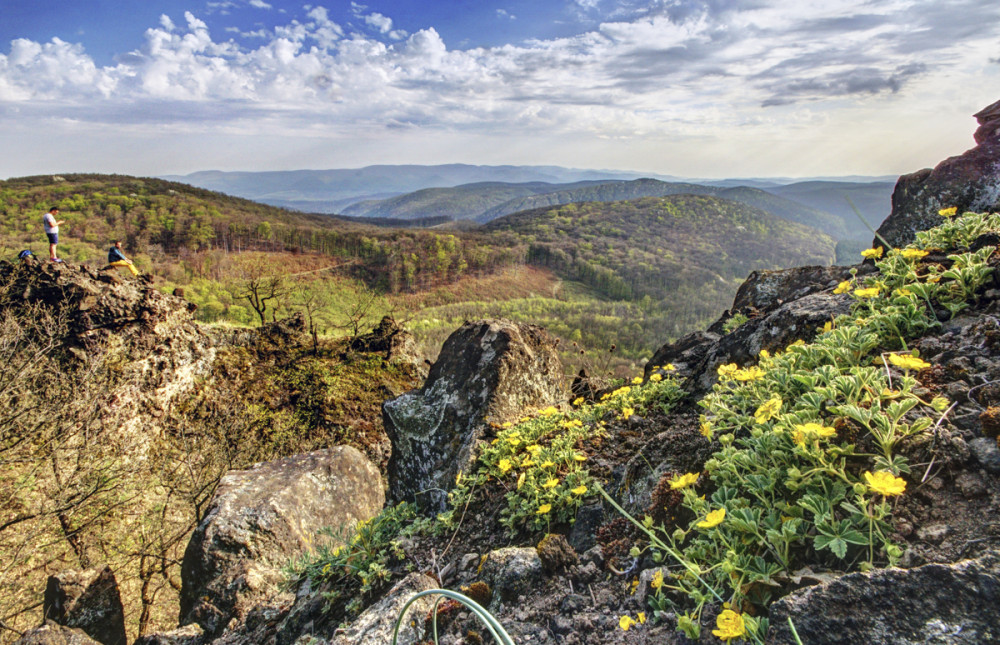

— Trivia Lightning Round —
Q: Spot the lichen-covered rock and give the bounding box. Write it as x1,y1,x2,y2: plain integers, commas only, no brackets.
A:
875,99,1000,248
384,319,565,511
43,566,125,645
179,446,385,637
133,624,205,645
13,622,101,645
478,547,544,605
766,551,1000,645
330,573,439,645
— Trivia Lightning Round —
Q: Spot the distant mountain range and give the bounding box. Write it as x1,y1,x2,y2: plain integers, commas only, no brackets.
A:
162,164,896,241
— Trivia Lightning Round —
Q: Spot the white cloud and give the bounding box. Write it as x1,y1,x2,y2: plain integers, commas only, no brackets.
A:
364,12,393,34
1,1,999,177
249,0,272,8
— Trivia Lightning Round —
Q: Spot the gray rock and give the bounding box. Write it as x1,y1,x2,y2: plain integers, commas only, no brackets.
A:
384,319,565,512
917,524,950,545
42,566,126,645
331,573,439,645
14,622,101,645
478,547,544,605
690,290,855,395
133,624,205,645
179,446,385,637
875,100,1000,249
766,550,1000,644
969,437,1000,474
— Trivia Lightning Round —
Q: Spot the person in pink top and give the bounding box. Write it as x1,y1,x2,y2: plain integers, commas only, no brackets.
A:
42,206,66,262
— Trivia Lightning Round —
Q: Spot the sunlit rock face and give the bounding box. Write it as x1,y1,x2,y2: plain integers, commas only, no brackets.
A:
383,319,566,513
876,99,1000,249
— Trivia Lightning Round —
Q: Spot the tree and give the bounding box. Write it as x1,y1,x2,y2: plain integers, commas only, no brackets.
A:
231,254,291,326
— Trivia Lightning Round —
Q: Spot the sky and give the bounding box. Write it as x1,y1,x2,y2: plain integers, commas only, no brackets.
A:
1,0,999,179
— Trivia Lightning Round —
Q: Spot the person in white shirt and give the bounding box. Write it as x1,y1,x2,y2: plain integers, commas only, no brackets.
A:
42,206,66,263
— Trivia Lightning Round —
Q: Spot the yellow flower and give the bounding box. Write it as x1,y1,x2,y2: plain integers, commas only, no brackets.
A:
621,406,634,419
637,612,646,624
619,615,636,632
669,472,700,490
938,206,958,217
651,569,664,590
321,562,332,575
888,353,930,371
516,472,526,490
501,422,512,428
632,376,643,385
543,477,560,489
561,418,583,429
697,508,726,529
793,422,837,442
894,288,913,297
864,470,907,496
717,363,739,377
854,287,880,299
572,397,584,406
861,246,884,259
540,460,555,468
650,373,663,382
759,349,770,359
699,421,713,439
900,248,929,261
507,437,521,447
539,406,560,416
664,363,676,371
754,397,783,424
712,609,747,642
498,459,512,474
536,504,552,514
822,321,833,333
612,386,631,397
733,366,765,381
571,485,588,495
833,280,852,294
527,444,542,454
881,388,901,398
573,453,587,461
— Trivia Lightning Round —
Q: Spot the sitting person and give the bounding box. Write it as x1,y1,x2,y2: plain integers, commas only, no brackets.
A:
106,240,139,276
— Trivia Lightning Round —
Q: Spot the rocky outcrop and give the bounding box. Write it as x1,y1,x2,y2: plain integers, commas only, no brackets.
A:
179,447,384,637
348,316,425,371
42,566,125,645
875,99,1000,248
383,319,566,511
766,550,1000,645
647,263,874,395
14,623,101,645
330,573,439,645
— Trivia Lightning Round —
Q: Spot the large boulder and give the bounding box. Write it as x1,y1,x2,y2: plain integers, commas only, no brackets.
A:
766,550,1000,645
14,622,101,645
42,566,125,645
875,99,1000,248
179,446,385,636
383,319,566,511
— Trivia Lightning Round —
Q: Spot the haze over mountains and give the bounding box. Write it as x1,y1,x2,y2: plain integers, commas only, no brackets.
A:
164,165,895,243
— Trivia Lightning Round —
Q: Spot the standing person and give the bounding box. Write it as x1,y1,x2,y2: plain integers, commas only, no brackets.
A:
107,240,139,276
42,207,65,262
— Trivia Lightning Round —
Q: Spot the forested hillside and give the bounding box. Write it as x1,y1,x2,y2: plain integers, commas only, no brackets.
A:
0,174,835,375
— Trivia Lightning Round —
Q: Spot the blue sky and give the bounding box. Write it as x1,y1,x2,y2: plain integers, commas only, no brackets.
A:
2,0,999,179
